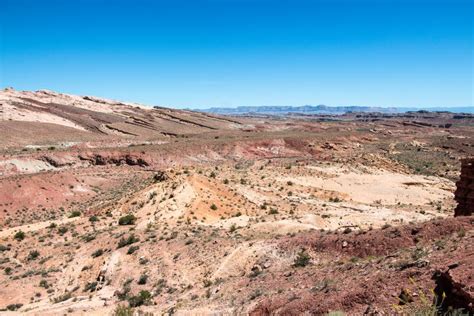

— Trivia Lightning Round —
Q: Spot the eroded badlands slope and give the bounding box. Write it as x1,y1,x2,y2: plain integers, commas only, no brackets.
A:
0,89,473,315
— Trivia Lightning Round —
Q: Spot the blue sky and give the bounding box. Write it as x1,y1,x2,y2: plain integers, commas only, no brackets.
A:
1,0,472,108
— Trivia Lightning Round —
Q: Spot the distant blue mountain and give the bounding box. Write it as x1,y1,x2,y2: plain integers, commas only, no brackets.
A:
196,105,474,115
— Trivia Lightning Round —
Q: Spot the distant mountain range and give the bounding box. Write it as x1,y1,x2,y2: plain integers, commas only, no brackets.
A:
196,105,474,115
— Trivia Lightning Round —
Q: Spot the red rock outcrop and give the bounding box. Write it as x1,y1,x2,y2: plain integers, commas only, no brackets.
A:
78,151,150,167
454,158,474,216
433,264,474,314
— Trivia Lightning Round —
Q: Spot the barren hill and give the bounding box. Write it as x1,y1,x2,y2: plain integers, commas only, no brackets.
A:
0,88,243,148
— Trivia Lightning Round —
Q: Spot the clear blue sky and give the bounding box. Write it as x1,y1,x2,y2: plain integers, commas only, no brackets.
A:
1,0,472,108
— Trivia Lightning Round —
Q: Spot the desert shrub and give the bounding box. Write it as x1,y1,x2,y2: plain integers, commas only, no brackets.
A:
113,305,134,316
293,250,311,267
82,233,96,242
127,245,139,255
210,204,218,210
6,303,23,311
117,279,133,301
127,290,151,307
39,279,49,289
229,224,237,233
411,247,428,261
89,215,99,222
0,245,10,252
149,191,157,200
154,279,167,294
137,274,148,285
91,249,104,258
52,292,72,303
118,214,137,226
249,289,262,300
117,234,139,249
14,231,25,241
68,211,81,218
84,281,98,292
58,226,68,235
27,250,40,261
268,208,278,215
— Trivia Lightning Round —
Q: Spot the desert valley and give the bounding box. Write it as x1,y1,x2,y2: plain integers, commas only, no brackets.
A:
0,88,472,315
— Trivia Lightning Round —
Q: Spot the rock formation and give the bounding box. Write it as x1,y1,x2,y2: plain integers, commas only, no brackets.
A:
433,265,474,314
454,158,474,216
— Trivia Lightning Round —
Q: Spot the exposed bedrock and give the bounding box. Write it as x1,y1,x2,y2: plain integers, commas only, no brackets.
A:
78,151,150,167
454,158,474,216
433,265,474,314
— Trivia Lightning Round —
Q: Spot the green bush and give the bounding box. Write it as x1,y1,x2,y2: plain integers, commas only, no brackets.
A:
27,250,40,261
39,279,49,289
6,303,23,311
14,231,25,241
293,250,311,267
117,234,139,249
113,305,134,316
58,226,68,235
118,214,137,226
127,245,139,255
137,274,148,285
127,290,151,307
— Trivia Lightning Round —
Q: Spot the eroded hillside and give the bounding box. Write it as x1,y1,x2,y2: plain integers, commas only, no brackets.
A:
0,90,473,315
